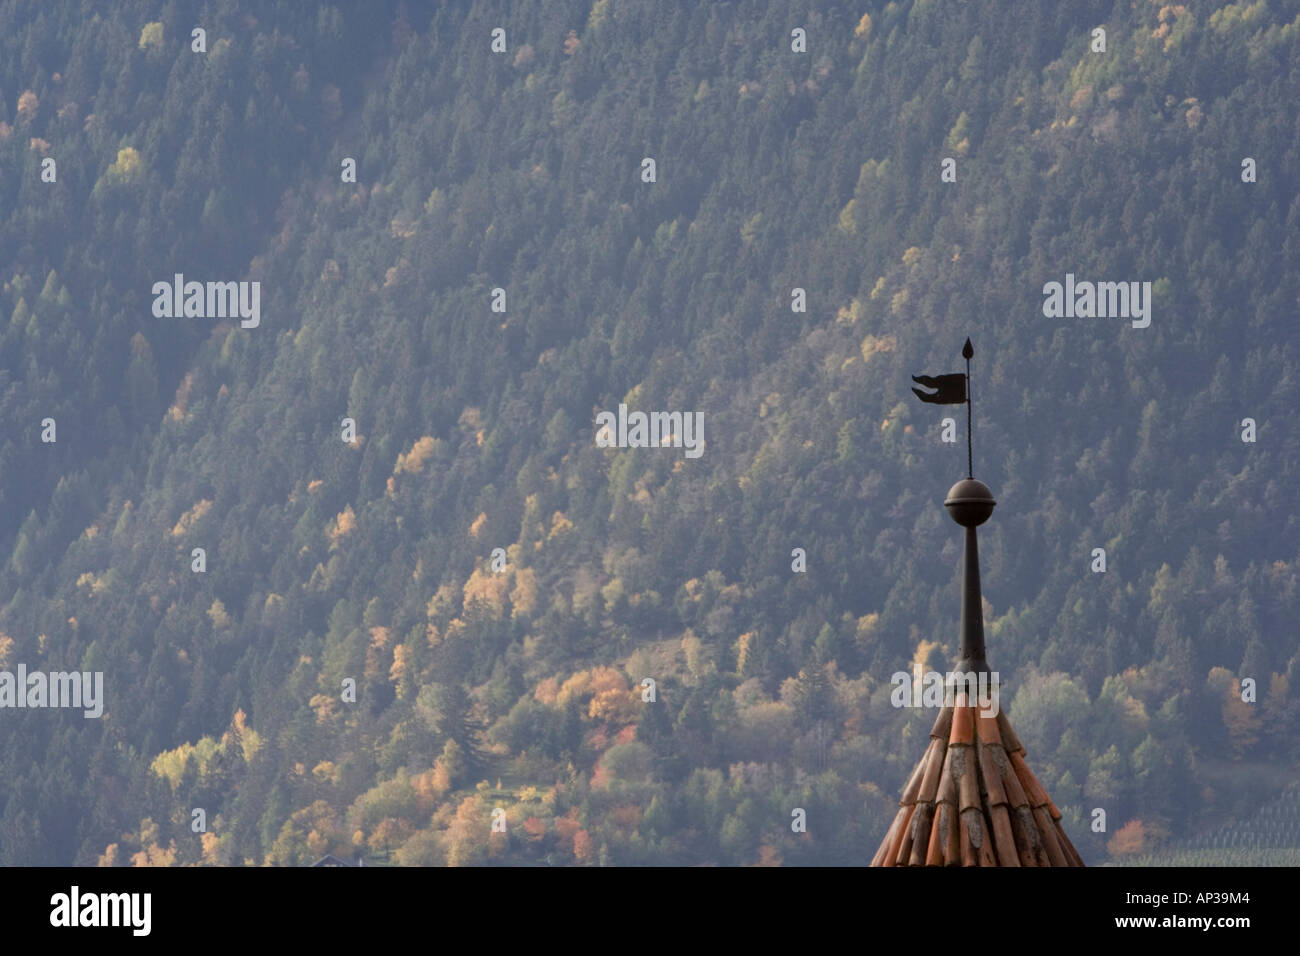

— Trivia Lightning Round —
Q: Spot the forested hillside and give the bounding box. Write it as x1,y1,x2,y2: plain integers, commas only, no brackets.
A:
1,0,1298,866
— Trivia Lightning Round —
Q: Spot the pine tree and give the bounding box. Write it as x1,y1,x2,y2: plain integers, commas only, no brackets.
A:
438,683,492,785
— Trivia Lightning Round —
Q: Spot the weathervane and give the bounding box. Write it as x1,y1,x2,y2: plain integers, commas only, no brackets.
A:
911,337,994,673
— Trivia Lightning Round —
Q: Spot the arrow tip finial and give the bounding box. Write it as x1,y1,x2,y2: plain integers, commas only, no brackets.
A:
962,338,974,360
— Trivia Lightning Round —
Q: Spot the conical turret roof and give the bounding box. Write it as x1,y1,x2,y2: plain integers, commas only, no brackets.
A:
869,694,1084,866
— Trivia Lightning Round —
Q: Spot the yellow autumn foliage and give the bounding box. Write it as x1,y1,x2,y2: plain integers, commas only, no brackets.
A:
171,499,213,537
389,643,408,688
860,334,897,362
207,599,232,629
394,436,437,474
107,146,143,183
462,567,508,618
138,22,163,50
547,511,574,540
509,567,538,617
587,667,637,723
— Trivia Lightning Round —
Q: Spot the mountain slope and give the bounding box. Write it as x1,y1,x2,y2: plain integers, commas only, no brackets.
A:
1,0,1298,866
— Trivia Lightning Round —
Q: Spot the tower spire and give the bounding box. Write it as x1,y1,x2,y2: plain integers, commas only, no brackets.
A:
876,339,1083,866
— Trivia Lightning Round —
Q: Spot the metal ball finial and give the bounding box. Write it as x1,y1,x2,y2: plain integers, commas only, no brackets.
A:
944,478,996,527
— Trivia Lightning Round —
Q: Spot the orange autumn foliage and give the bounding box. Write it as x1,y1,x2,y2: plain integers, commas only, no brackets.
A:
555,808,581,843
523,816,547,841
573,828,592,861
757,844,782,867
607,805,642,831
1108,819,1146,856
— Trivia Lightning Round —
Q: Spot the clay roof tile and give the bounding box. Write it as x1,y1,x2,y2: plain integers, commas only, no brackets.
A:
1010,750,1050,807
999,750,1030,809
899,748,928,806
959,810,977,866
891,804,917,866
917,738,948,804
929,705,953,741
988,804,1021,866
976,710,1002,745
937,747,958,807
1034,806,1070,867
949,704,975,746
925,803,949,866
908,804,934,867
977,739,1008,807
996,709,1024,754
957,751,981,813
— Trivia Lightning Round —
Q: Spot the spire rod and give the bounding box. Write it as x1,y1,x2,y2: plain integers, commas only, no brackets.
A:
945,479,997,672
962,337,974,479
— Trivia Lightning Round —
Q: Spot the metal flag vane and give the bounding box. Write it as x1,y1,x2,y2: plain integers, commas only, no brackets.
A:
911,337,976,479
